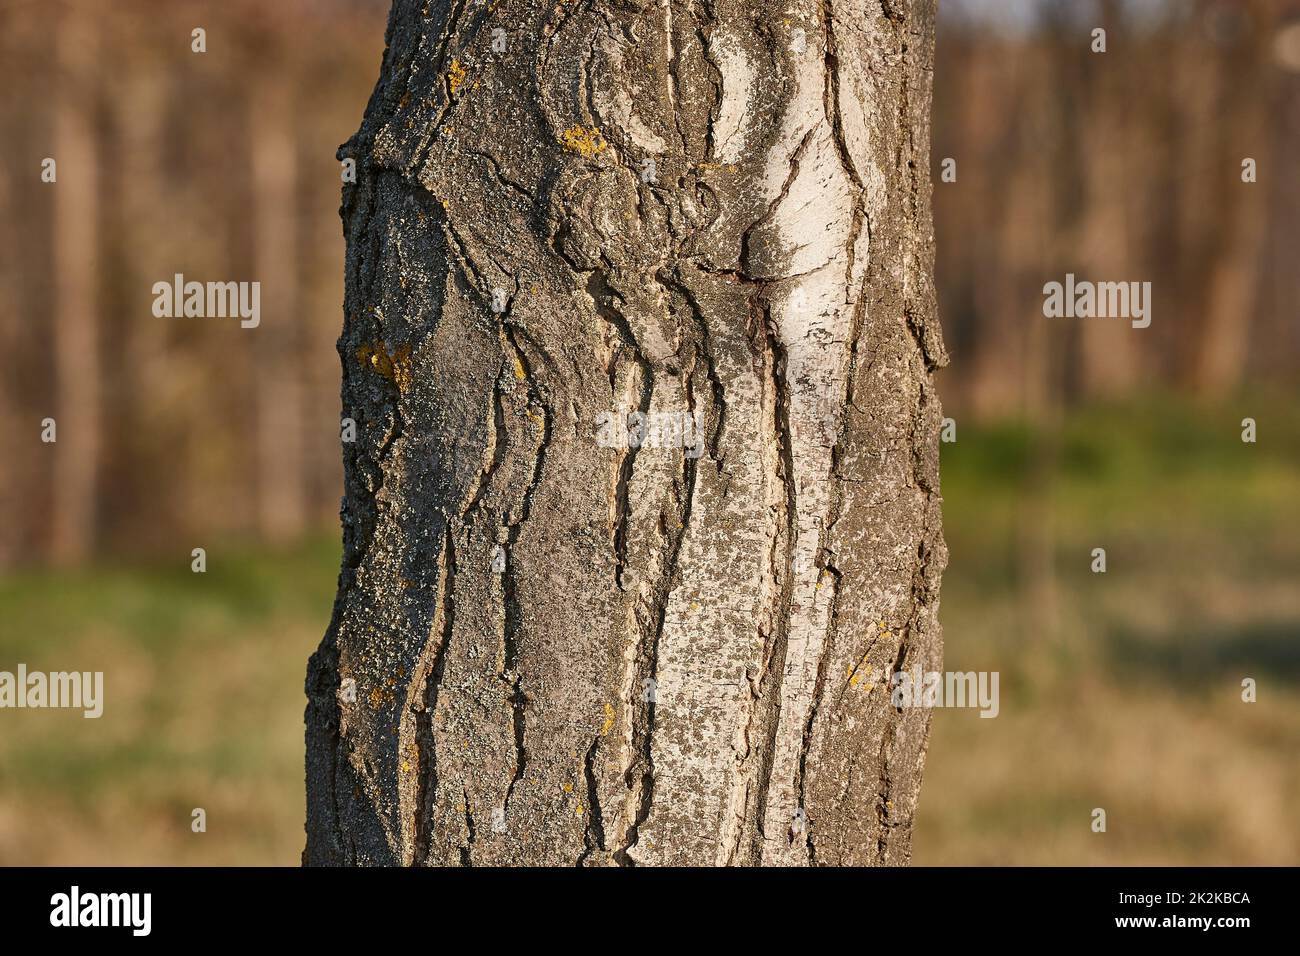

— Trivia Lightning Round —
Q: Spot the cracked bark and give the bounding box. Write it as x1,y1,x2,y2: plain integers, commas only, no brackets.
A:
305,0,945,867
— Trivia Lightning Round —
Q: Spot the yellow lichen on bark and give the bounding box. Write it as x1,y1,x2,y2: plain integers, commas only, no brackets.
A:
356,342,413,391
560,125,607,158
448,59,467,95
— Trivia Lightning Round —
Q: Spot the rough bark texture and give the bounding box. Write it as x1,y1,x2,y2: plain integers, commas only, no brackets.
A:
305,0,946,867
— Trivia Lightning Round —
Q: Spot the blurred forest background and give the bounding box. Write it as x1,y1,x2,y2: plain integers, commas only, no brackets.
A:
1,0,1297,864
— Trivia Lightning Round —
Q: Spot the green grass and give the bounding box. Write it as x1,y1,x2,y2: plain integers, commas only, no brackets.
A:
0,537,340,864
919,393,1300,864
0,396,1297,864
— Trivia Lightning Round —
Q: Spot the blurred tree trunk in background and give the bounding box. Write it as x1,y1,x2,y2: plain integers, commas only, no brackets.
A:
251,69,307,542
49,13,100,564
1078,0,1138,398
0,0,17,567
1192,0,1277,394
0,141,16,567
306,0,947,866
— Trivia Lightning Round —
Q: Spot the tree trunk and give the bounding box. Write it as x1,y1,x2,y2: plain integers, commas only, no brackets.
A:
306,0,946,867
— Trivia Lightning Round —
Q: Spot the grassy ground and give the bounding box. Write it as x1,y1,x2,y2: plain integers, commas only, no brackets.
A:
916,394,1300,864
0,542,337,865
1,396,1296,864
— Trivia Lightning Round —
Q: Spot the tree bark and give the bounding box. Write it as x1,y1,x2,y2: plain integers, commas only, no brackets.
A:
306,0,946,867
